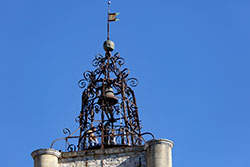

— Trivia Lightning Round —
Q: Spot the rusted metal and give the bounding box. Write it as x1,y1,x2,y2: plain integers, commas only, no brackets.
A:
50,44,155,152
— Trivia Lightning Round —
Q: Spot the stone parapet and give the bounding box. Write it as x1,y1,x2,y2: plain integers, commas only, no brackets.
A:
60,146,144,158
59,146,146,167
31,139,174,167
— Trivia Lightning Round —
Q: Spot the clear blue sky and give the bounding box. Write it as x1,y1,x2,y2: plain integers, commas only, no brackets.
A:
0,0,250,166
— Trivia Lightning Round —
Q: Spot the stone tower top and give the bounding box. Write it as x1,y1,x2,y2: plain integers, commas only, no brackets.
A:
31,2,174,167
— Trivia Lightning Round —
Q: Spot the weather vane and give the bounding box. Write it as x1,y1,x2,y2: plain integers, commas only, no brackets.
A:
107,0,119,40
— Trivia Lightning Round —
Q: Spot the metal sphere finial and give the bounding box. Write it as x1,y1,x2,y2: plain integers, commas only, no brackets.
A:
103,40,115,51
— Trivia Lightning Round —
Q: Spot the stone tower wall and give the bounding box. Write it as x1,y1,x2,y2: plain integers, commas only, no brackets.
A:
31,139,173,167
59,146,146,167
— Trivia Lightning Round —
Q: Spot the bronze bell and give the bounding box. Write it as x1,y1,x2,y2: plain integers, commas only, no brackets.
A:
104,87,118,105
98,86,118,105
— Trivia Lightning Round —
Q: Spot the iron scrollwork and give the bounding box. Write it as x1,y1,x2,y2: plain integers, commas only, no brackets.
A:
51,48,148,152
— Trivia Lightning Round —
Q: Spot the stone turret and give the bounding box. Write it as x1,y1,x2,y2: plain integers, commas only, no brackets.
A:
31,149,61,167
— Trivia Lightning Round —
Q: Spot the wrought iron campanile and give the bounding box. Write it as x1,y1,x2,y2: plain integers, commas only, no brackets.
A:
77,40,142,150
50,39,150,152
50,1,153,152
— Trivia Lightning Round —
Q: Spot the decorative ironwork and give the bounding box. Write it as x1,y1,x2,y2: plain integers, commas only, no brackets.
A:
76,49,142,150
50,41,155,151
